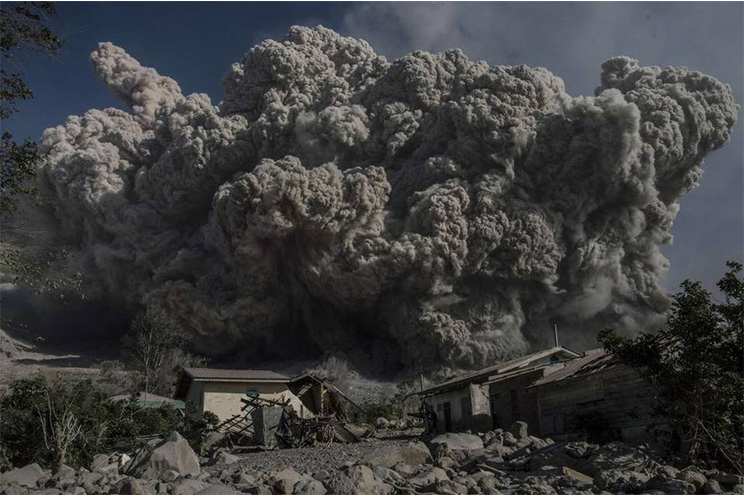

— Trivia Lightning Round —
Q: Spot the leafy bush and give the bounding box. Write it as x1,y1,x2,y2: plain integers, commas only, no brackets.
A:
599,261,744,473
0,376,216,471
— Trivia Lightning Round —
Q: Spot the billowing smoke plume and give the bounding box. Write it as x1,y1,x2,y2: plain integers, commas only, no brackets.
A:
36,26,738,375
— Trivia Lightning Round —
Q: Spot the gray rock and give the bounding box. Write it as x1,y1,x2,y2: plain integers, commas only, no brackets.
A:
371,466,402,482
117,477,149,495
270,467,303,495
0,483,28,495
430,433,484,452
594,469,649,493
195,484,239,495
733,484,744,495
172,479,210,495
294,479,327,494
232,471,255,485
659,465,680,479
208,450,240,466
362,441,432,468
408,466,449,488
679,469,707,490
703,479,723,495
244,484,273,494
509,421,529,439
0,463,47,488
123,431,200,479
34,490,63,495
161,469,180,482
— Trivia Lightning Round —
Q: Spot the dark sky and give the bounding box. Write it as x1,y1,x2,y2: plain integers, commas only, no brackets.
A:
5,1,743,294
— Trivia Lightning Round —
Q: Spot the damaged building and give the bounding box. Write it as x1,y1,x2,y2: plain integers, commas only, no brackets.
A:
419,345,662,442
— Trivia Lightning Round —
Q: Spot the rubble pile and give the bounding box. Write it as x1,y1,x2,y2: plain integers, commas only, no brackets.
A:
1,424,743,495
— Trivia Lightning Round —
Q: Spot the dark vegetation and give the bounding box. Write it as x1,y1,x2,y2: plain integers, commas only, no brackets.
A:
599,261,744,474
0,376,218,472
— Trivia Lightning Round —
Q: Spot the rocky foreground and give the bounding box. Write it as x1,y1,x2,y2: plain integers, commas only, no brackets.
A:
1,423,743,495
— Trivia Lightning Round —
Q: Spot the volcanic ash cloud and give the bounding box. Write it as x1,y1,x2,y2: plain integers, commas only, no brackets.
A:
36,26,738,375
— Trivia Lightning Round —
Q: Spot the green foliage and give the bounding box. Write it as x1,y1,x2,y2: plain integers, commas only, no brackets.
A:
0,376,217,471
598,261,744,473
0,1,63,213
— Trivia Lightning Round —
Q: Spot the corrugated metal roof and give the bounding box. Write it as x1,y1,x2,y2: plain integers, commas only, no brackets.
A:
182,367,290,382
531,348,613,387
418,346,580,396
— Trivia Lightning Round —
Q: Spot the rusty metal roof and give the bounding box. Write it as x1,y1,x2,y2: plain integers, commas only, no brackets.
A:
182,367,290,382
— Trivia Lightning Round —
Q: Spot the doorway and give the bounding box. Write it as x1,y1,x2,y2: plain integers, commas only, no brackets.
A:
490,394,502,429
443,401,452,432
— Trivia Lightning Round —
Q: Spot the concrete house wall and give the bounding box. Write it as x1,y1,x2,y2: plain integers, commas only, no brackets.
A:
189,381,291,422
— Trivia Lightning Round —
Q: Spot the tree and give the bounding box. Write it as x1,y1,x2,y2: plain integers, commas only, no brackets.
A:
599,261,744,473
1,1,63,213
123,308,205,397
37,388,84,473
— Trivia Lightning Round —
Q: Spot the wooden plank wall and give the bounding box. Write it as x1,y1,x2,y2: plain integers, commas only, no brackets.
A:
537,364,662,441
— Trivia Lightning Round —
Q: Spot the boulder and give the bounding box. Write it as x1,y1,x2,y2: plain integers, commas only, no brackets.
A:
509,421,529,439
117,477,149,495
594,469,650,493
270,468,303,495
0,483,28,495
716,473,744,487
0,463,48,488
362,441,432,468
123,431,200,479
294,479,327,495
430,433,484,452
408,467,449,488
703,479,723,495
195,484,239,495
207,450,240,466
161,469,180,482
582,442,648,476
172,480,210,495
324,465,387,495
679,469,707,490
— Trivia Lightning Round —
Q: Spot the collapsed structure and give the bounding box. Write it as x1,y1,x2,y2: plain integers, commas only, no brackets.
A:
35,26,738,375
419,346,660,442
175,367,364,447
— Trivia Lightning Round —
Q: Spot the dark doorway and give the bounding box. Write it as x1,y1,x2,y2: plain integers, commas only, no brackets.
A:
443,401,452,432
490,394,502,429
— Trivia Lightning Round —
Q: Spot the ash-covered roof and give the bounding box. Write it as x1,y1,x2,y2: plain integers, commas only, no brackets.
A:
182,367,290,382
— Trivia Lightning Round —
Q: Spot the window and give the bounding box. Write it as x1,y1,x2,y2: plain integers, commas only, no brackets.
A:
510,389,520,421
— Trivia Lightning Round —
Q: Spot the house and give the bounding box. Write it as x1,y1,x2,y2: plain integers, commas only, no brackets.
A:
419,346,581,435
531,349,663,442
419,345,663,442
174,367,361,423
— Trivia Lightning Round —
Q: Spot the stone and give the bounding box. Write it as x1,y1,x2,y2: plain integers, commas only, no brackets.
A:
660,465,680,479
161,469,180,482
371,466,402,482
362,441,432,468
560,466,593,484
347,465,385,494
195,484,239,495
0,483,28,495
430,433,484,452
594,469,650,493
123,431,200,479
35,490,63,495
733,484,744,495
435,456,457,470
437,479,470,494
583,442,648,476
0,463,47,488
49,465,76,488
78,471,103,494
117,477,148,495
172,480,210,495
294,479,327,494
270,468,303,495
646,474,696,494
679,469,707,490
245,484,273,494
232,472,255,485
509,421,529,439
408,466,450,488
703,480,723,495
391,463,418,477
375,417,390,430
208,450,240,466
